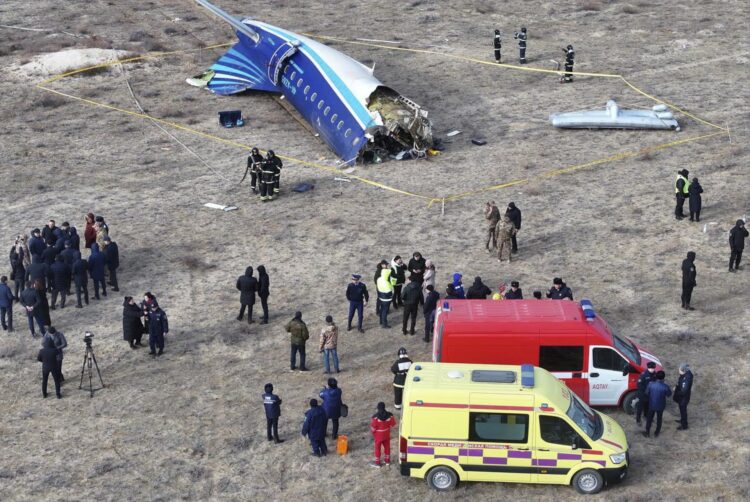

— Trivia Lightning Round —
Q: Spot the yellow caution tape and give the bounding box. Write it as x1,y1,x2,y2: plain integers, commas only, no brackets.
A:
36,37,729,206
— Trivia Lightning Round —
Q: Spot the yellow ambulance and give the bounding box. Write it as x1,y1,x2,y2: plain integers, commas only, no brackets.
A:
398,363,629,494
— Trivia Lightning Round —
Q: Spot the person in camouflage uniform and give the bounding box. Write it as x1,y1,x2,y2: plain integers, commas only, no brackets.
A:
495,215,516,263
484,201,501,252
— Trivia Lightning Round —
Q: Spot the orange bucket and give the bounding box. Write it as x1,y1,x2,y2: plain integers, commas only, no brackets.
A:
336,435,349,455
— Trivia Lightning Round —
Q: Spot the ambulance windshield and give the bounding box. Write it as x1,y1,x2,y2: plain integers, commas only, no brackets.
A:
567,393,603,440
612,332,641,365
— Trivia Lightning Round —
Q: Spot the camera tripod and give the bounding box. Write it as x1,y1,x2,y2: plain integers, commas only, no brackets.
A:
79,341,105,398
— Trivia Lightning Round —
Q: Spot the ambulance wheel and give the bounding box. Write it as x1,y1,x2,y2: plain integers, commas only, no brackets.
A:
426,466,458,491
573,469,604,494
622,391,637,415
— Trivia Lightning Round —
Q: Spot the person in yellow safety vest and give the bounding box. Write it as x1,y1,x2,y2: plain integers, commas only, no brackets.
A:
674,169,690,220
376,269,394,329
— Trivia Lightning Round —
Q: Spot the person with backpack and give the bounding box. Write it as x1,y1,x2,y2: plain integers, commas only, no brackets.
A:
369,402,396,468
319,378,343,439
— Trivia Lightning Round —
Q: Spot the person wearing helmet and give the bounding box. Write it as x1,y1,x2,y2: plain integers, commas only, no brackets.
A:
245,146,264,193
561,44,575,82
266,150,283,198
514,27,527,64
260,151,279,201
493,29,502,62
391,348,412,409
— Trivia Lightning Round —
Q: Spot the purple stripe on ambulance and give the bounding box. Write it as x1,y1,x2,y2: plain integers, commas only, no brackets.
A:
435,455,458,462
532,459,557,467
593,460,606,467
407,446,434,455
508,450,532,458
459,449,484,456
483,457,508,465
557,453,582,460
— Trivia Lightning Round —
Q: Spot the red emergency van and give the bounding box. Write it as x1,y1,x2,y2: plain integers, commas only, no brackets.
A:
431,299,661,413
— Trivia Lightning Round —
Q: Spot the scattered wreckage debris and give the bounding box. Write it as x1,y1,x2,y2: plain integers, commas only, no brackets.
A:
550,100,680,131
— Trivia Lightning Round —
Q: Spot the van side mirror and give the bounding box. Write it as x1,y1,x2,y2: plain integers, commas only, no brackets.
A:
622,364,634,376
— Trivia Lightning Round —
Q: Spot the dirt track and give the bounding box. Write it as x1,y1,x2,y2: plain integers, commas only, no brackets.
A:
1,0,749,500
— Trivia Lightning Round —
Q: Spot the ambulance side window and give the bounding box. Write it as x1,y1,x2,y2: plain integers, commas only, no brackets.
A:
539,415,591,449
469,412,528,443
539,346,583,372
593,348,628,372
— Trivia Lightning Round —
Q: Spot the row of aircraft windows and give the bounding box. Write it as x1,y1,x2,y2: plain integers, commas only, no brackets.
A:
284,64,358,144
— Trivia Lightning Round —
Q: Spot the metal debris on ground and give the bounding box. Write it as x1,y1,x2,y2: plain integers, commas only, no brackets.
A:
446,130,461,137
204,203,238,211
471,139,487,146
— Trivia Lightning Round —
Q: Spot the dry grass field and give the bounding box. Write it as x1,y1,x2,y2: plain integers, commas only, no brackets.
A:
0,0,748,500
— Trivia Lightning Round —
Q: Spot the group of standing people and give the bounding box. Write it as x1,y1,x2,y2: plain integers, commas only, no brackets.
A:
245,148,283,201
635,362,694,438
236,266,270,324
492,27,575,81
4,214,119,338
484,201,521,262
122,292,170,356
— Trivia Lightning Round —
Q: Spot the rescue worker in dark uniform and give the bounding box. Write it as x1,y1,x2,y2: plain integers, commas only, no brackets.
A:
262,383,284,443
674,169,690,219
514,27,527,64
493,29,502,62
547,278,574,300
504,281,523,299
505,202,522,253
635,361,656,426
391,347,412,409
147,303,169,356
674,363,693,431
246,147,264,193
266,150,283,198
259,153,279,202
681,251,697,310
562,45,575,82
728,219,748,272
643,370,671,438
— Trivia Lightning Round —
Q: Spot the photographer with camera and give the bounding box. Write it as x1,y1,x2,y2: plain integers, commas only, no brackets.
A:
514,27,527,64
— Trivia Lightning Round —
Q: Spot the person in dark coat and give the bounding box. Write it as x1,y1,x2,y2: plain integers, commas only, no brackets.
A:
236,266,257,323
547,277,573,300
401,275,422,335
493,29,502,62
34,279,51,327
681,251,697,310
103,236,120,291
72,257,89,308
20,284,45,337
123,296,144,349
301,398,328,456
728,219,748,272
50,256,70,309
643,370,672,438
9,239,27,300
506,202,522,253
635,361,656,426
319,378,343,439
504,281,523,299
40,241,57,292
262,383,284,443
88,243,107,299
0,276,14,331
466,276,492,299
38,337,62,399
43,326,67,382
67,226,81,251
42,220,59,246
674,363,693,431
256,265,270,324
390,256,407,309
147,304,169,356
26,253,48,288
423,285,439,343
141,292,158,333
688,178,703,222
28,229,45,258
346,274,369,333
59,241,80,295
407,252,426,285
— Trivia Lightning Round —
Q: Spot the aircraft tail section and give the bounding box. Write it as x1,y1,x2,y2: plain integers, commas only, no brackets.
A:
206,43,277,95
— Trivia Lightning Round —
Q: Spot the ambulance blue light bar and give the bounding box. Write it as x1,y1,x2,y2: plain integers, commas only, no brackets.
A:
580,299,596,320
521,364,535,388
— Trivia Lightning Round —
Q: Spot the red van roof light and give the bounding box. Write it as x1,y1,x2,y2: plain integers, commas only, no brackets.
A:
580,299,596,321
